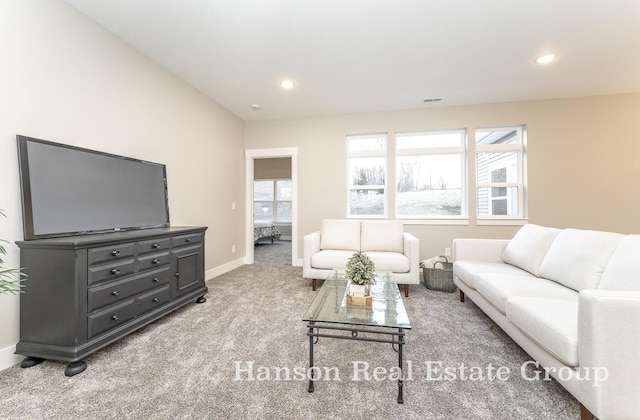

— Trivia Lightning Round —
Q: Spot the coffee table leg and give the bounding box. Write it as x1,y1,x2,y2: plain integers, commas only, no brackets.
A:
308,323,315,393
397,328,404,404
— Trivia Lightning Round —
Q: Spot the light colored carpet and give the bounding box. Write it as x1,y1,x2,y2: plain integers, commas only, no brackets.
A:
0,241,579,419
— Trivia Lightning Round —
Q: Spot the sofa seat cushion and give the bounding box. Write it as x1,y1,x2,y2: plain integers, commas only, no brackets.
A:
599,235,640,291
501,224,560,276
320,219,361,251
506,298,579,366
310,250,356,270
361,221,404,253
453,261,533,289
475,274,578,314
539,228,624,291
363,251,410,273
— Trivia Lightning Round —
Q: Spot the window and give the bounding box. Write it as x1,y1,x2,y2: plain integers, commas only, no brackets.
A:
346,134,387,217
476,126,526,219
395,130,466,218
253,179,292,222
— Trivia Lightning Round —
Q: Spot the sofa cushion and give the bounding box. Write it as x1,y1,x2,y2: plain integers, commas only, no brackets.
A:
363,251,410,273
599,235,640,291
501,224,560,276
453,261,534,289
475,273,578,314
506,298,579,367
361,221,404,253
538,229,624,291
320,219,361,251
310,250,356,270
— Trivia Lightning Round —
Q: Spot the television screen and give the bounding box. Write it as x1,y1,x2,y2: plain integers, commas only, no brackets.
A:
17,135,170,240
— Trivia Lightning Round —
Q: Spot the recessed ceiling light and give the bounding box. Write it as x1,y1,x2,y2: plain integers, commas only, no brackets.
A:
536,53,557,64
281,80,295,89
250,104,260,111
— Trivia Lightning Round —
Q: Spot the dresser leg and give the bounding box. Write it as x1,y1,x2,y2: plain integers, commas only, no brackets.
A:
20,357,44,368
196,295,207,303
65,360,87,377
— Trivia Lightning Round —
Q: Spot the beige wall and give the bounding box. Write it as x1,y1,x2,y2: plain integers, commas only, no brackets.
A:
0,1,245,367
245,93,640,259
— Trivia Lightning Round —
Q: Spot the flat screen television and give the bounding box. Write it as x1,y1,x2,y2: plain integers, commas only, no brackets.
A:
17,135,170,240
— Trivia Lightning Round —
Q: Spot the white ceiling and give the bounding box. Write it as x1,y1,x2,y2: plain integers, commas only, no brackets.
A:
65,0,640,121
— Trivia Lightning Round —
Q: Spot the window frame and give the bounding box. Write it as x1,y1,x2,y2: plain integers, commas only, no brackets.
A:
346,133,388,218
394,129,468,221
475,125,527,223
253,178,292,223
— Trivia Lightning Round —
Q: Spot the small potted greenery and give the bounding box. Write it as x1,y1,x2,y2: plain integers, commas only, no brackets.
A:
0,209,25,295
345,252,375,303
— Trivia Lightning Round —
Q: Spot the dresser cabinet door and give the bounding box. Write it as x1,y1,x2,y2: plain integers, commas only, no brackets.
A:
172,246,203,297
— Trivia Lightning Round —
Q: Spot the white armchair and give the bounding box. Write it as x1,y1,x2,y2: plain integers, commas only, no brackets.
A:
303,219,420,296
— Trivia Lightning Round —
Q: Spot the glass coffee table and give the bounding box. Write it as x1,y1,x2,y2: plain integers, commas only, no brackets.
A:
302,270,411,403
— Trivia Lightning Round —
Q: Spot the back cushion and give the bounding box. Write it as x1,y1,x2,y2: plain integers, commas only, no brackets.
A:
539,229,624,291
320,219,361,251
361,220,404,253
501,224,560,276
599,235,640,290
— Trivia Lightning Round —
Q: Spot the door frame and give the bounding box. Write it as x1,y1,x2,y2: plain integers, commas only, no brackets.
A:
244,147,299,266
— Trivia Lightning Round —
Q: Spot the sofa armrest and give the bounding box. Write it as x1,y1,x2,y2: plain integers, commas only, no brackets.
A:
303,231,321,278
452,238,509,263
578,289,640,419
403,232,420,284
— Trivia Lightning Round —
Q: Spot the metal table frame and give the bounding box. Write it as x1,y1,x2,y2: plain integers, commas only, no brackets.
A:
307,321,407,403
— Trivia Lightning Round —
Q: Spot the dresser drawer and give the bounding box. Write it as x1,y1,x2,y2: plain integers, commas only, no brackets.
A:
88,300,135,339
136,285,171,316
88,243,135,265
137,238,171,255
88,267,170,312
138,252,170,271
171,233,202,248
88,259,135,285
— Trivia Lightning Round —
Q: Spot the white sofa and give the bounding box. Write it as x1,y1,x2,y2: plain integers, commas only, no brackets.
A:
303,219,420,296
453,224,640,420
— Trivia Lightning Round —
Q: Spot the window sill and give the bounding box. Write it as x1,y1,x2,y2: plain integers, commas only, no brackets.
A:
476,218,528,226
400,219,469,226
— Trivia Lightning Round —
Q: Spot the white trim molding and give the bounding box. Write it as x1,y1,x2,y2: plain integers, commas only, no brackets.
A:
245,148,299,266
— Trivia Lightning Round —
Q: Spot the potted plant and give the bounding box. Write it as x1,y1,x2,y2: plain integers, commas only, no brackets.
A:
345,252,375,304
0,209,25,294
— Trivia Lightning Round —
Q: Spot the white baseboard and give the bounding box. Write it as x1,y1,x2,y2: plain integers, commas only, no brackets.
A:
205,257,245,280
0,344,22,372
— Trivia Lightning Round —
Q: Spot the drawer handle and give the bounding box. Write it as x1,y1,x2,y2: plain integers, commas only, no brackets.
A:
153,277,160,282
186,238,192,243
153,243,160,248
111,290,119,296
111,269,121,275
153,298,159,303
111,250,120,257
112,315,119,321
152,258,161,264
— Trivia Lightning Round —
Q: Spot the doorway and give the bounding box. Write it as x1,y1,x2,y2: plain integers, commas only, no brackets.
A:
245,148,299,266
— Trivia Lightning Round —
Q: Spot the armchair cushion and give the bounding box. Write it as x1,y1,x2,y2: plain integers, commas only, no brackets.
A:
320,219,361,251
361,220,404,253
363,251,410,273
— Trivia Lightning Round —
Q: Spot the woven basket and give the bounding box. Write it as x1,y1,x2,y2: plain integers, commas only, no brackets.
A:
423,256,455,293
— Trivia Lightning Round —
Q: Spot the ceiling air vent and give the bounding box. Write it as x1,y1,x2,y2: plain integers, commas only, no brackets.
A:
423,98,443,103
